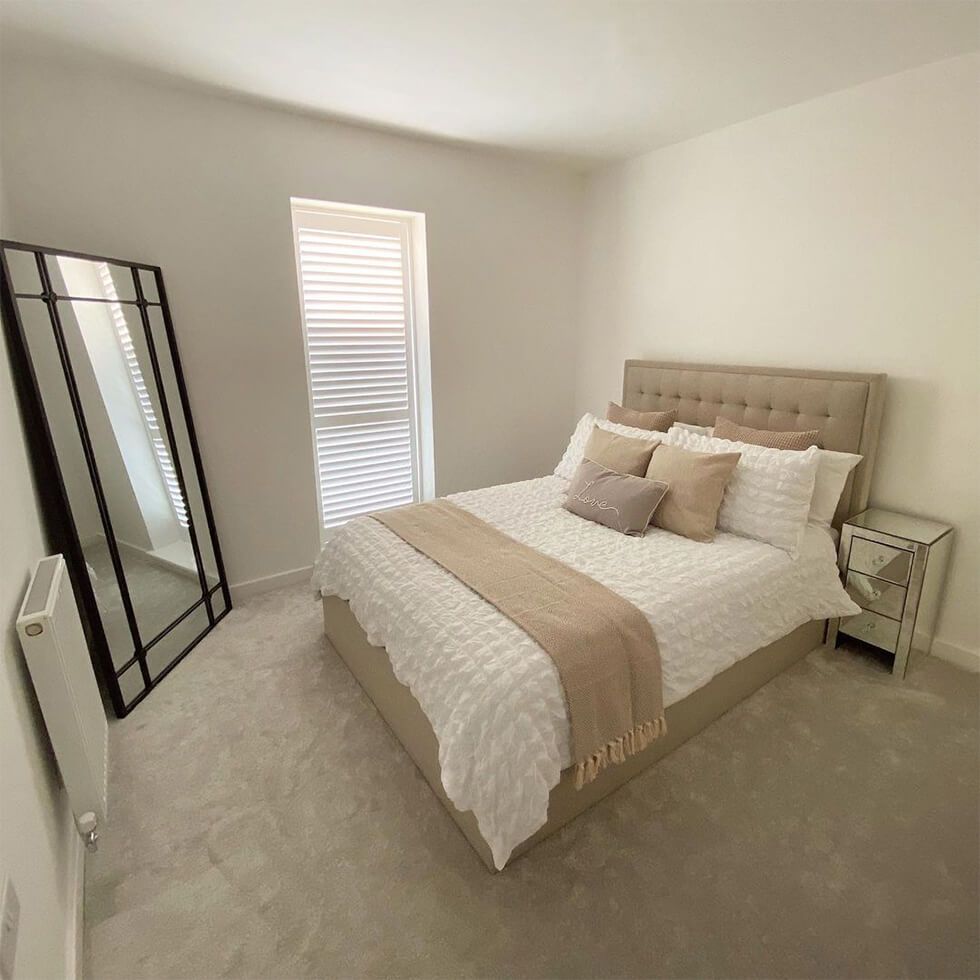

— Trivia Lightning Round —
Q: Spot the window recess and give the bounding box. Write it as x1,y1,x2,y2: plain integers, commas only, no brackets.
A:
291,199,433,541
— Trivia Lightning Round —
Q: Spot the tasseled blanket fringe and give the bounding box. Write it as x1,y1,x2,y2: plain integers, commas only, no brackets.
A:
573,716,667,790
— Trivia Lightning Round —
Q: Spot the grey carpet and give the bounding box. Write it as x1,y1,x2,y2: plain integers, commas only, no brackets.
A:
84,584,979,979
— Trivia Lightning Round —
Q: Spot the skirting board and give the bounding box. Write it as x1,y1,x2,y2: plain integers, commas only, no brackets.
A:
80,532,198,581
230,565,314,602
930,638,980,674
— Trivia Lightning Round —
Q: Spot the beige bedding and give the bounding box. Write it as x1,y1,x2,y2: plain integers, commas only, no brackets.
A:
371,499,666,788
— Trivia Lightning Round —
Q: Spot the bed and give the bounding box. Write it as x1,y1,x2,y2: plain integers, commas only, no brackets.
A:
314,359,886,871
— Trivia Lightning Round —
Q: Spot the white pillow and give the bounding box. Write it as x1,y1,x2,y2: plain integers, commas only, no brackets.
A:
554,413,663,480
808,450,862,529
668,422,714,437
664,429,820,557
666,428,862,530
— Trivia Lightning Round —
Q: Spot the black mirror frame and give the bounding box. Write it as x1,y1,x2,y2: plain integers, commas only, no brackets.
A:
1,240,232,717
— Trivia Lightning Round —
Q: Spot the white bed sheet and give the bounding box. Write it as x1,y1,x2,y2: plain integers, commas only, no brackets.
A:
313,476,859,869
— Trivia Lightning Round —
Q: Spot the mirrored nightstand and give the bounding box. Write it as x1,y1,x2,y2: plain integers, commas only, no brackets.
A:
827,508,953,678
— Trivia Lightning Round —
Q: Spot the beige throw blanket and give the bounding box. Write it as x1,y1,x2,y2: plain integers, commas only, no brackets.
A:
371,499,666,788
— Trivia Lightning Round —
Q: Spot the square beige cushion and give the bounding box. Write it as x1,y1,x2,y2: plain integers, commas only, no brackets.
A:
564,458,670,536
644,444,741,542
607,401,677,432
714,416,820,450
583,425,659,476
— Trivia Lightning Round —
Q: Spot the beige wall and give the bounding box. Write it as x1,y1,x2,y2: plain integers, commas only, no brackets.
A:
0,184,78,974
0,51,584,591
578,54,979,659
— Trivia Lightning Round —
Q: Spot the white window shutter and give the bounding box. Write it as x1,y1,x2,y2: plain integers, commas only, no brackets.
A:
292,205,430,535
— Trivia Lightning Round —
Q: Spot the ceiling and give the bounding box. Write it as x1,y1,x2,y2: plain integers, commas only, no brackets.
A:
1,1,977,168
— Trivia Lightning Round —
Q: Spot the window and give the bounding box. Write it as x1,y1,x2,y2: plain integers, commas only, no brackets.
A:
291,199,433,541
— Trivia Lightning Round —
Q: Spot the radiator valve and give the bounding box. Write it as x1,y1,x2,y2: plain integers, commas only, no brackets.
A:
77,812,99,852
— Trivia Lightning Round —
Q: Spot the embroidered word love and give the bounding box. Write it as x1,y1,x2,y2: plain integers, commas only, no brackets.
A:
570,480,623,524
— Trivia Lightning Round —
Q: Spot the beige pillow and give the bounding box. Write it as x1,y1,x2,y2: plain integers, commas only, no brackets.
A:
564,458,669,536
645,444,741,542
583,425,659,476
714,417,820,450
607,401,677,432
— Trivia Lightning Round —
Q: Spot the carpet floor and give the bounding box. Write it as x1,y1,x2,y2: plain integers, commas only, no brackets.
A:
84,584,979,979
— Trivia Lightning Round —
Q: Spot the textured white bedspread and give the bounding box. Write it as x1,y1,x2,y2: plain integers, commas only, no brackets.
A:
313,476,858,869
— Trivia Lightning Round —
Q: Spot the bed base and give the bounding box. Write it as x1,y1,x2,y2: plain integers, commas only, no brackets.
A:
322,594,825,872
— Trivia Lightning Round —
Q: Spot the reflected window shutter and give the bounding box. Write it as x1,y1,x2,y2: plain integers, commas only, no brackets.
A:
98,262,190,528
294,212,420,531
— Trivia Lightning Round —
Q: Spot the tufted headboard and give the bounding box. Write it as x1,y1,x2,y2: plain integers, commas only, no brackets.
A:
622,359,886,529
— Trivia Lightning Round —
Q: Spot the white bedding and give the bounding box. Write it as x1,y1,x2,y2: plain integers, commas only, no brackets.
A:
313,475,859,869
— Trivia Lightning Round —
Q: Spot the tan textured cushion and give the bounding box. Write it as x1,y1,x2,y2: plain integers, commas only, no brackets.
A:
583,425,659,476
564,458,669,536
644,444,741,542
714,416,820,450
607,402,677,432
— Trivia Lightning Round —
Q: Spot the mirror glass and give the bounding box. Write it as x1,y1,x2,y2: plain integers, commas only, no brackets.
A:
118,662,146,705
50,257,138,302
146,305,221,590
146,604,211,682
209,584,229,621
5,248,42,293
19,296,139,673
1,245,230,715
139,268,160,304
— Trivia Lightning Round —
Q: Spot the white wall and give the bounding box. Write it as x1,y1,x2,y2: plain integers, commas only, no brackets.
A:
0,34,973,979
0,51,585,591
0,184,79,975
579,54,979,659
2,46,974,654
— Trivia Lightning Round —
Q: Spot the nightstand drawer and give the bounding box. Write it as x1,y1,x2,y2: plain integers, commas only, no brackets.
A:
839,609,901,653
848,537,912,585
844,571,906,621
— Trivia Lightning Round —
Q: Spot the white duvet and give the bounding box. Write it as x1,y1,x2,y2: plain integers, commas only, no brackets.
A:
313,476,858,869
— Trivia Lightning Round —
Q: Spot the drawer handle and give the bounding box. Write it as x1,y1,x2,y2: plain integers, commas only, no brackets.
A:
872,555,886,566
866,621,876,631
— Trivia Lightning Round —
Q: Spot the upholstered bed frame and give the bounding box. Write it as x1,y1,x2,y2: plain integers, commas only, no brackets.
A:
322,360,886,871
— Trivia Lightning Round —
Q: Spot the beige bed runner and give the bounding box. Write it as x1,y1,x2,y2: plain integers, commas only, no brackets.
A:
371,499,666,788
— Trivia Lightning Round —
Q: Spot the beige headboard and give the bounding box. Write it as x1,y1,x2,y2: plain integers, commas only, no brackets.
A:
622,359,886,528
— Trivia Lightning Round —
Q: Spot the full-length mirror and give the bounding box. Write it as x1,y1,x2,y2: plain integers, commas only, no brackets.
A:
1,242,230,715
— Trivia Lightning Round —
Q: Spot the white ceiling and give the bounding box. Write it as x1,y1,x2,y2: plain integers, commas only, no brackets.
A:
1,1,977,168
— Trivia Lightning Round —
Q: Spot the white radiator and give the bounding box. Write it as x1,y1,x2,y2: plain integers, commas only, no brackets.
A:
17,555,108,847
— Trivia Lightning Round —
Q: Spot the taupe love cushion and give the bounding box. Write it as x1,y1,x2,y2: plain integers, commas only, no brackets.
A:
607,401,677,432
583,425,659,476
714,416,820,450
564,458,669,536
645,443,741,542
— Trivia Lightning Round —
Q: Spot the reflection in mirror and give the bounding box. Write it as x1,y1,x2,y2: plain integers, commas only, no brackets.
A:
139,268,160,304
118,661,146,704
19,296,138,672
1,243,230,715
146,604,210,682
53,284,204,647
50,256,138,302
5,248,42,293
146,305,221,588
209,585,229,621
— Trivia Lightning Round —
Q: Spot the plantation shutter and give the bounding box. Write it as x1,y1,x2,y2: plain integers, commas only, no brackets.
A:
293,208,421,532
